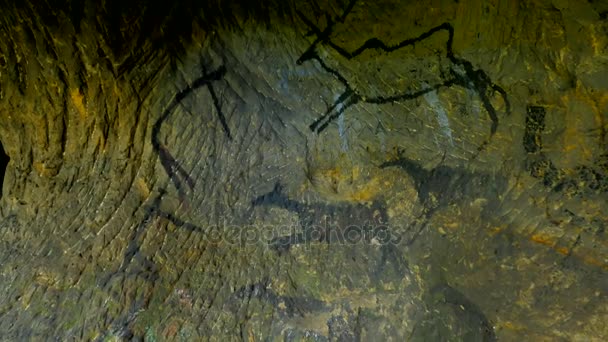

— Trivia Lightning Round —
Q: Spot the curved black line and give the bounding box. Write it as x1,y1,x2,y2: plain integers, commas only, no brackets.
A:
326,22,455,60
296,1,510,140
207,78,232,140
151,65,227,198
364,78,458,104
309,89,358,133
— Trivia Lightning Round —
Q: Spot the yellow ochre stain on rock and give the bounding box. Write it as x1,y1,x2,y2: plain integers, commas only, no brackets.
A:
530,233,608,270
530,233,556,247
34,161,59,177
498,321,526,332
70,88,87,119
135,178,151,199
308,164,388,203
559,84,607,161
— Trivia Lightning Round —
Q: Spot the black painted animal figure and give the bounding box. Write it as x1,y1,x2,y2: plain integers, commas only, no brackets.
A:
381,152,507,244
252,183,391,253
252,182,408,276
297,0,510,144
382,154,505,217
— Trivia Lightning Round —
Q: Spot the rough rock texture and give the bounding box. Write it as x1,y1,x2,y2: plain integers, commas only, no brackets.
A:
0,0,606,340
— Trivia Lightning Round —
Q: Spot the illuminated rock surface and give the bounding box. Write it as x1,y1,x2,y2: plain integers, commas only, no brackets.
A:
0,0,606,340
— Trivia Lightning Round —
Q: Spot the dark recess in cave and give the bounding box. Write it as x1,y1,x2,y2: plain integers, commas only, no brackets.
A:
0,142,8,198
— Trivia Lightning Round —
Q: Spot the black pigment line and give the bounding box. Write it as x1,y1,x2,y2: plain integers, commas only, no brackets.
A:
99,195,164,289
156,145,195,200
326,22,456,60
478,87,499,135
295,11,334,66
151,65,228,199
338,0,358,23
433,284,498,342
309,89,355,132
206,76,232,140
309,53,352,87
233,280,327,318
364,78,458,104
491,84,511,114
310,90,360,133
251,183,407,278
251,183,304,214
296,0,510,139
153,207,205,233
380,152,504,213
100,178,407,284
381,150,507,245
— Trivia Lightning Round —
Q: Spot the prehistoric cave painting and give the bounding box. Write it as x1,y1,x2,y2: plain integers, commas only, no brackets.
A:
97,190,211,339
151,64,231,200
524,105,608,195
296,0,510,144
381,150,506,244
103,190,216,286
410,284,497,341
230,279,327,319
229,280,367,340
252,183,387,252
82,64,229,326
95,196,164,340
251,183,408,275
230,280,377,340
0,142,8,198
98,63,236,333
100,203,161,290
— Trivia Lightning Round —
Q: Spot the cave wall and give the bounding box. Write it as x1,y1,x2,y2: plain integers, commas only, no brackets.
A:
0,0,606,340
